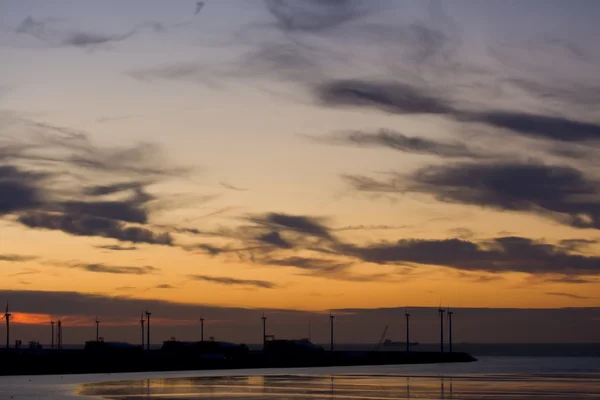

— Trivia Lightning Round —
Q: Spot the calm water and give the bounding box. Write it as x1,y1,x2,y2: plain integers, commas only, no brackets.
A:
78,357,600,400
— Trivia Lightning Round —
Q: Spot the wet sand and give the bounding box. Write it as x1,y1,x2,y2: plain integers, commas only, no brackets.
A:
79,373,600,400
1,360,599,399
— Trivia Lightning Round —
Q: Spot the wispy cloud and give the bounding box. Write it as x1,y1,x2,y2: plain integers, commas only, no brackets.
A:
314,128,486,159
546,292,590,300
95,244,138,251
16,16,164,48
155,284,175,289
188,274,277,289
0,254,37,263
69,263,159,275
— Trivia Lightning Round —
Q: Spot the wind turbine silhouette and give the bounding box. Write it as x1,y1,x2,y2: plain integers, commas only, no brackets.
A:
404,308,411,353
329,311,335,352
140,312,145,349
447,307,454,353
438,303,445,353
56,318,63,349
50,318,55,348
145,310,151,351
200,313,205,342
95,316,100,342
2,303,11,349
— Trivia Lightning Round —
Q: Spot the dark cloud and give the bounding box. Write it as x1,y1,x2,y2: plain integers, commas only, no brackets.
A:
345,162,600,230
257,231,293,249
0,166,47,215
187,275,276,289
466,111,600,143
545,292,590,300
1,115,189,245
83,182,146,196
318,129,483,158
338,236,600,276
265,0,370,32
313,79,600,144
62,197,149,224
315,79,453,115
0,254,37,263
249,213,335,241
69,263,158,275
18,212,173,245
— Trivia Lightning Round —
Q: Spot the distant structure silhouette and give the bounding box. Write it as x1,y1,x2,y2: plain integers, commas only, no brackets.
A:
448,308,454,353
50,319,55,349
438,307,445,353
145,311,151,351
140,312,145,349
261,313,267,348
200,314,205,342
2,303,11,349
95,316,100,342
405,310,411,352
329,312,335,352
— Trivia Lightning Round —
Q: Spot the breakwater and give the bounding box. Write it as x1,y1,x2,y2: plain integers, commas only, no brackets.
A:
0,348,475,376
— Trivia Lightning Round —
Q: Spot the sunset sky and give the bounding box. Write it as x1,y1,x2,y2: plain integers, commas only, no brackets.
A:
1,0,600,345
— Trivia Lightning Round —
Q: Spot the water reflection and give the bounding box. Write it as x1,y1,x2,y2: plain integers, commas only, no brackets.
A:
80,373,600,399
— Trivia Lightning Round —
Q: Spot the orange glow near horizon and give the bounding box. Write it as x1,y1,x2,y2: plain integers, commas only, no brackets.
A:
9,313,202,327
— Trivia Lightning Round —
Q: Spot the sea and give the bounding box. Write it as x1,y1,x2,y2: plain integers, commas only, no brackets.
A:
0,350,599,399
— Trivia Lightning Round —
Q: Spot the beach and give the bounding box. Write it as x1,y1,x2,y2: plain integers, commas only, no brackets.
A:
1,357,599,399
